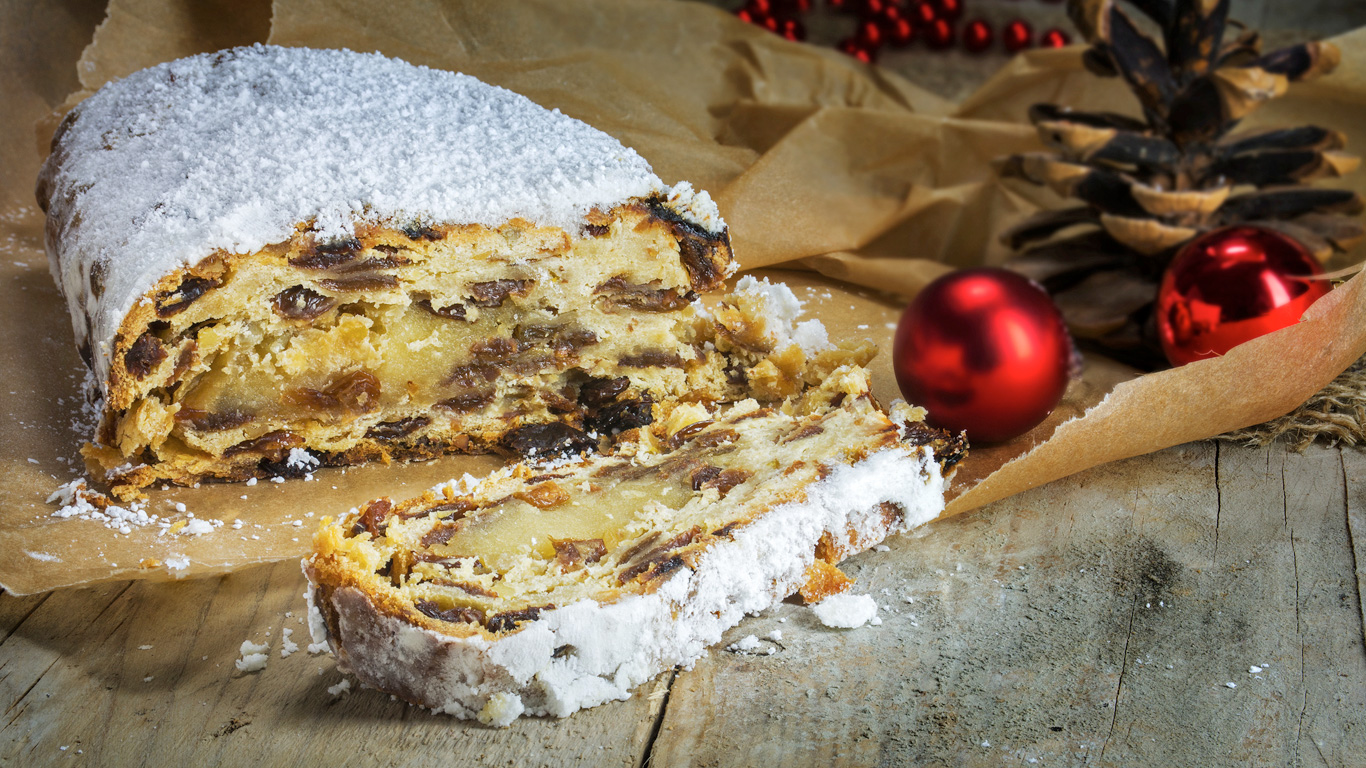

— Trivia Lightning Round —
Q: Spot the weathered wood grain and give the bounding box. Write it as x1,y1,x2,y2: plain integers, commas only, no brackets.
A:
1344,448,1366,648
2,443,1361,767
0,562,665,767
647,443,1366,767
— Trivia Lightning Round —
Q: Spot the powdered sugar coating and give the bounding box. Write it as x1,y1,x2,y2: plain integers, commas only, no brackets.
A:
40,45,721,388
308,445,944,723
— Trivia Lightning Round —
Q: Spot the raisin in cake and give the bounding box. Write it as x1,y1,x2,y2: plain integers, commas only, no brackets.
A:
37,45,836,499
304,365,966,725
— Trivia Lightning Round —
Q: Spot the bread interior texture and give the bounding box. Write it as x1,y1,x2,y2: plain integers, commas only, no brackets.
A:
92,200,867,499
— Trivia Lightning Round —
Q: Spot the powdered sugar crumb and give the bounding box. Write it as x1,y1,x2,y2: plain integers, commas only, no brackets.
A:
235,639,269,672
47,478,161,532
281,628,299,658
727,634,761,652
812,593,879,629
286,448,320,472
181,519,214,535
327,679,352,697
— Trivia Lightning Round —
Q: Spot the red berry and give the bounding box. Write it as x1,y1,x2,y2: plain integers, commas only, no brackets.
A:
923,17,953,49
884,16,915,47
761,14,781,32
1040,28,1071,48
736,8,757,24
838,37,877,62
933,0,962,22
1002,19,1032,53
856,19,884,48
911,0,937,26
746,0,775,16
962,18,992,53
861,0,888,19
780,17,807,41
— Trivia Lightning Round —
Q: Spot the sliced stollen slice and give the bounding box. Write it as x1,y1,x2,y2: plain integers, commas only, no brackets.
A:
303,366,966,725
39,44,794,499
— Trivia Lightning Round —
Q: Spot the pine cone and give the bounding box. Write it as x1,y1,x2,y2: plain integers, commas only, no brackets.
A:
998,0,1364,367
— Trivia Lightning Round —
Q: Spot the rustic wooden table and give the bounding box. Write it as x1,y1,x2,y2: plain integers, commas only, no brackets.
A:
4,1,1366,765
3,441,1363,766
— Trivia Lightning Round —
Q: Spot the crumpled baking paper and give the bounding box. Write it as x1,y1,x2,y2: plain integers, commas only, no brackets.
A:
0,0,1361,594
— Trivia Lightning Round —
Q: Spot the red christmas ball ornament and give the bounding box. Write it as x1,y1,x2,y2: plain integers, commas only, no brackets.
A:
893,268,1072,443
962,18,993,53
1156,226,1332,367
1003,19,1032,52
923,18,954,49
933,0,963,22
1039,28,1071,48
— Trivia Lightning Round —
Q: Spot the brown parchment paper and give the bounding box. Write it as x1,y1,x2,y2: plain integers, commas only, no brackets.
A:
2,0,1364,594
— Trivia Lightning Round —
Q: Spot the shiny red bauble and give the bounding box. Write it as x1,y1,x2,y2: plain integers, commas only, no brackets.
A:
894,268,1072,443
1003,19,1032,52
1040,28,1071,48
1156,226,1331,367
962,18,993,53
